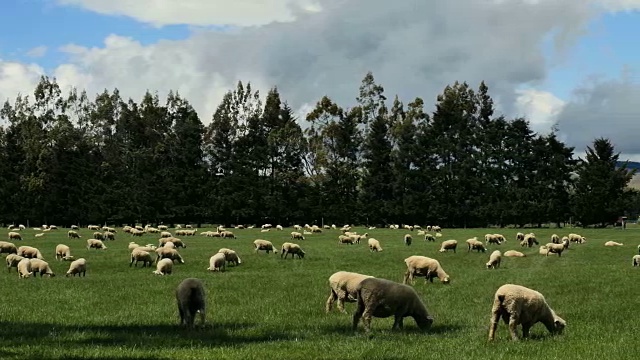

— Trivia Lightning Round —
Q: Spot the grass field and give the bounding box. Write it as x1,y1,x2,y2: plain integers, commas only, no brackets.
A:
1,226,639,360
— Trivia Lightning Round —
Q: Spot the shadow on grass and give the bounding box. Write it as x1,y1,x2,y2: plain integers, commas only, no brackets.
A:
0,321,293,350
320,323,463,336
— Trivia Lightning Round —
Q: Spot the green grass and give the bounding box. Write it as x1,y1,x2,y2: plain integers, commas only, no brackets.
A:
1,226,639,359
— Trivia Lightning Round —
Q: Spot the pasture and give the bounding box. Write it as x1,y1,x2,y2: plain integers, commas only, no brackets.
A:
1,226,639,360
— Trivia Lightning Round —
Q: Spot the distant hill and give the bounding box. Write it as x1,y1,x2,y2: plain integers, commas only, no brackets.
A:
616,161,640,171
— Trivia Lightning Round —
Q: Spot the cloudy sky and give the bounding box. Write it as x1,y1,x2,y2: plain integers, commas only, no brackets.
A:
1,0,639,160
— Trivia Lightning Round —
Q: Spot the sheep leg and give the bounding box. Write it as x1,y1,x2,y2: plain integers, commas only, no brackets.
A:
522,323,531,339
488,308,501,341
325,290,337,313
352,307,364,331
392,315,404,330
198,309,206,327
508,316,520,341
361,309,374,333
402,270,411,285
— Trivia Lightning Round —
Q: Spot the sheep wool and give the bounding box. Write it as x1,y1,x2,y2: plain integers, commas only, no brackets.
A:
6,254,24,272
17,258,32,278
325,271,374,313
218,248,242,266
353,277,434,333
604,241,623,247
486,250,502,269
175,278,206,328
253,239,277,254
29,258,55,277
66,258,87,277
545,243,565,257
153,258,173,275
207,253,226,272
503,250,526,258
403,255,450,285
367,238,383,252
488,284,566,341
439,239,457,253
0,241,18,255
281,242,305,259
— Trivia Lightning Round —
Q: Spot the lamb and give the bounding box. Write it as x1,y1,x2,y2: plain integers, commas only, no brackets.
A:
17,258,32,278
504,250,526,258
291,231,305,240
352,277,434,333
439,239,458,253
545,243,565,256
29,258,55,277
523,233,538,247
175,278,206,328
8,232,22,241
281,242,305,259
368,238,383,252
488,284,566,341
218,248,242,266
424,234,436,242
486,250,502,269
325,271,375,313
17,246,44,259
128,242,141,251
155,247,185,264
55,244,74,261
0,241,17,255
86,239,107,250
466,238,486,253
67,230,81,239
6,254,24,272
539,245,548,255
550,234,560,244
130,248,154,267
516,232,525,242
66,258,87,277
253,239,278,254
153,258,173,275
604,241,623,247
404,234,412,246
207,252,226,271
632,255,640,267
403,255,450,284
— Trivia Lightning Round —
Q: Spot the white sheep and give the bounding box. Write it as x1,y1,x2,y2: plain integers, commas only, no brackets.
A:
439,239,458,253
66,258,87,277
367,238,383,252
568,233,586,244
128,242,141,251
130,248,154,267
550,234,560,244
218,248,242,266
156,247,185,264
281,242,305,259
153,258,174,275
424,234,436,242
55,244,74,261
488,284,566,341
17,258,32,278
504,250,526,258
86,239,107,250
67,230,81,239
325,271,374,313
207,252,226,272
6,254,24,272
545,243,565,256
29,258,55,277
486,250,502,269
291,231,305,240
253,239,277,254
404,234,412,246
604,241,623,247
0,241,18,255
403,255,450,285
632,255,640,267
516,232,524,242
17,246,44,259
466,238,486,253
8,232,22,241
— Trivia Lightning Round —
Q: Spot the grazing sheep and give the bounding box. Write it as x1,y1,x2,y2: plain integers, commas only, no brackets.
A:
35,233,45,238
550,234,560,244
55,244,74,261
632,255,640,267
175,278,206,328
66,258,87,277
88,225,100,231
17,246,44,259
218,248,242,266
281,242,305,259
253,239,277,254
338,235,354,245
8,232,22,241
0,241,18,255
504,250,526,258
485,234,503,245
166,238,188,248
67,230,81,239
6,254,24,272
404,234,412,246
368,238,383,252
488,284,566,341
160,231,172,238
466,238,486,253
326,271,375,313
545,243,565,256
439,239,458,253
93,232,104,240
156,247,185,264
86,239,107,250
352,277,434,333
523,233,538,247
153,258,173,275
158,225,168,231
164,241,176,249
29,258,55,277
291,231,305,241
207,252,226,272
516,232,525,242
604,241,623,247
486,250,502,269
538,245,549,255
220,231,236,239
568,233,586,244
103,231,115,241
403,255,450,285
130,248,154,267
424,234,436,242
128,242,141,251
17,258,32,278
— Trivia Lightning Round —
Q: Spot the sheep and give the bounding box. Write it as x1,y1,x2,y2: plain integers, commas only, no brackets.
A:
404,234,412,246
8,232,22,241
65,258,87,277
207,252,226,272
17,258,32,278
604,241,623,247
17,246,44,259
550,234,560,244
130,228,144,237
325,271,375,313
504,250,526,258
439,239,458,253
88,225,100,231
86,239,107,250
291,231,305,240
281,242,305,259
253,239,277,254
368,238,383,252
160,231,172,238
67,230,81,239
538,245,549,255
338,235,354,245
516,232,525,242
156,247,185,264
220,231,236,239
485,234,504,245
638,244,640,254
35,233,45,238
164,241,176,249
29,258,55,277
158,225,168,231
130,248,154,267
403,255,450,285
103,231,115,241
545,243,565,256
303,230,313,235
561,236,570,249
128,242,141,251
466,238,486,253
568,233,586,244
6,254,24,272
488,284,566,341
352,277,434,333
523,233,538,247
0,241,17,255
486,250,502,269
632,255,640,267
218,248,242,266
350,233,368,244
153,258,173,275
55,244,74,261
424,234,436,242
175,278,206,328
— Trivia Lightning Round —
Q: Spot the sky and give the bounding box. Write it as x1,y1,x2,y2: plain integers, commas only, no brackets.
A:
1,0,640,161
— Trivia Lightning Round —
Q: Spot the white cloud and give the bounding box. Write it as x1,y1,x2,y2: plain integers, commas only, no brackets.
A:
56,0,322,27
0,60,44,104
26,46,48,58
595,0,640,11
514,88,566,133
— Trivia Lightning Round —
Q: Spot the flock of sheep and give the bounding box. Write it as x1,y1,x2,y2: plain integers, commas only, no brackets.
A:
1,222,634,340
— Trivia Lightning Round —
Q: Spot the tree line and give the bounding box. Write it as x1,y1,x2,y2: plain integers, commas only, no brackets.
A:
0,73,638,228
